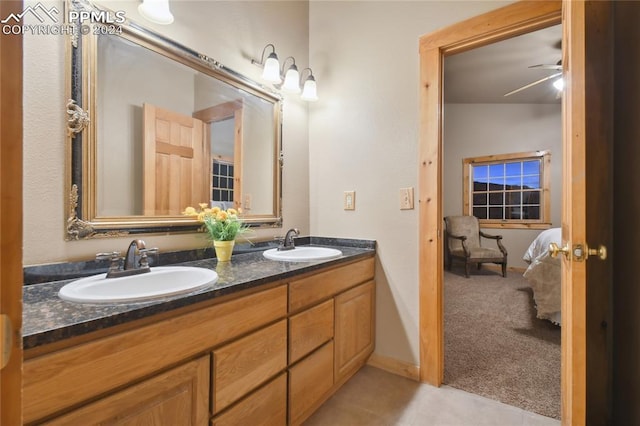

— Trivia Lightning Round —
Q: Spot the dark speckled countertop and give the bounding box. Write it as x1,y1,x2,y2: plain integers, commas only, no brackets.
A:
23,237,375,350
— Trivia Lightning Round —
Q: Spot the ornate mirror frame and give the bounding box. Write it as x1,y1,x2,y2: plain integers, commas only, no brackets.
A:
65,0,283,240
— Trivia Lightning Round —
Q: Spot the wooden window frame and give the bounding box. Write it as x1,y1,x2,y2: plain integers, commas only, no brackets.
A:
462,150,551,229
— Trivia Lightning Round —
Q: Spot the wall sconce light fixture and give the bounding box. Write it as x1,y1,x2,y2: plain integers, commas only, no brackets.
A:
252,44,318,101
281,57,301,94
300,68,318,102
138,0,174,25
251,44,282,84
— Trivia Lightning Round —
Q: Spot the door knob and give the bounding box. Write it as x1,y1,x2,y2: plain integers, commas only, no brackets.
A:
586,244,607,261
549,242,570,259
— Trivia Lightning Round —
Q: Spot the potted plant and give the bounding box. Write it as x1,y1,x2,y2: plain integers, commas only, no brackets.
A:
183,204,250,261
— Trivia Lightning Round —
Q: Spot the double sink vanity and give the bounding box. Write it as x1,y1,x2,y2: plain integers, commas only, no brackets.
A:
22,237,376,425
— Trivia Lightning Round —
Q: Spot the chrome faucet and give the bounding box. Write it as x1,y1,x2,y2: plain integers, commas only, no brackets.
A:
278,228,300,251
96,239,158,278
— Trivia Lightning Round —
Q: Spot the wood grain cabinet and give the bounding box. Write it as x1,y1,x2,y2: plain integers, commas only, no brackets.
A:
287,257,375,425
289,341,334,425
212,320,287,414
23,256,376,425
43,355,210,426
335,280,375,383
211,373,287,426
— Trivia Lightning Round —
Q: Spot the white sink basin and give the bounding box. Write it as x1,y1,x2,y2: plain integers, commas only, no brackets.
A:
58,266,218,304
263,247,342,262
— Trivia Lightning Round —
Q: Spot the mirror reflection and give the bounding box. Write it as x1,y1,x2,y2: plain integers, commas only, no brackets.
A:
66,8,283,239
97,34,277,217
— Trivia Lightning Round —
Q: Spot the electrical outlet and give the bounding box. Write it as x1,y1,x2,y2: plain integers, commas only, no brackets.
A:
244,194,252,210
400,187,414,210
344,191,356,210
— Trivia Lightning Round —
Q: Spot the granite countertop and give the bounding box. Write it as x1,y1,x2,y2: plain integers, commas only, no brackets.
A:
22,237,375,351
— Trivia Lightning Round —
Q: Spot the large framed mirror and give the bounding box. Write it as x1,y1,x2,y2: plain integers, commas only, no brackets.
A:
65,0,283,240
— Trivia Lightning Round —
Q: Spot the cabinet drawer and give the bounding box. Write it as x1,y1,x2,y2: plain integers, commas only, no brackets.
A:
43,355,210,426
289,299,334,364
289,257,374,312
288,341,334,425
213,320,287,413
24,285,287,424
211,373,287,426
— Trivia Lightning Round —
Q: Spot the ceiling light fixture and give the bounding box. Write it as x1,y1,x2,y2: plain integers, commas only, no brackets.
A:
138,0,174,25
552,77,564,91
252,44,318,101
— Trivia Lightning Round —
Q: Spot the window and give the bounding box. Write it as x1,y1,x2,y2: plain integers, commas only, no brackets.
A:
463,151,551,229
212,160,234,203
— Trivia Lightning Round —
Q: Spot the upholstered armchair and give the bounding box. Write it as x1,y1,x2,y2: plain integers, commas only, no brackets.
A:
444,215,508,278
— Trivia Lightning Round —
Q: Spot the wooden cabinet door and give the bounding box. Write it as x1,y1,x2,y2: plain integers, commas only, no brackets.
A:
212,320,287,414
334,281,375,383
44,356,209,426
211,373,287,426
289,341,334,426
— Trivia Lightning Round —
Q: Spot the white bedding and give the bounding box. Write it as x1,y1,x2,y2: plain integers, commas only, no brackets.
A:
523,228,562,325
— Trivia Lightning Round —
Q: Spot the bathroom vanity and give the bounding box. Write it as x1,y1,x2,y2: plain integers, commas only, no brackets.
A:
22,240,375,425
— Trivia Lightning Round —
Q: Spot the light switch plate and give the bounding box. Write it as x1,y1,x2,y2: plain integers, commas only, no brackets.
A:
400,187,414,210
344,191,356,210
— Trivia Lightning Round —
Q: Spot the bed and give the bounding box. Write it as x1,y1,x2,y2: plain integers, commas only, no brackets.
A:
523,227,562,325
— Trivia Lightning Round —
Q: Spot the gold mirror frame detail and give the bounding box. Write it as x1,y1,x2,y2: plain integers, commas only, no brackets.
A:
65,0,283,240
67,184,129,240
66,99,90,136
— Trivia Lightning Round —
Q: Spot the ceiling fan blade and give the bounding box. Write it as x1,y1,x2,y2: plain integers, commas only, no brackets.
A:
529,64,563,70
504,72,562,97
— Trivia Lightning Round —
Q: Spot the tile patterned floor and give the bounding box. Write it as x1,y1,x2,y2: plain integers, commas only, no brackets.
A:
304,366,560,426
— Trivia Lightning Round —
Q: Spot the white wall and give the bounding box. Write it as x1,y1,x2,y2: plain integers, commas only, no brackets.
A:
443,103,562,268
308,1,512,367
23,0,310,265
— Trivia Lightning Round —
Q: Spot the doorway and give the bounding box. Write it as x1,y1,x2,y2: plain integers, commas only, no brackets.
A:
417,0,562,385
441,26,562,418
418,1,614,423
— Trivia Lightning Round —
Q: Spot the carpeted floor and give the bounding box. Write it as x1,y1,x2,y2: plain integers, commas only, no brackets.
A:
444,268,561,419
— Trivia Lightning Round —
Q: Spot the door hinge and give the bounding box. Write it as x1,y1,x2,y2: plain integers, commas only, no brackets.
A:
0,314,13,370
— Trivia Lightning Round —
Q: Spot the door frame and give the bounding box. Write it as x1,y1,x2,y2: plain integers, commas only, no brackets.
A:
0,0,24,424
416,0,562,394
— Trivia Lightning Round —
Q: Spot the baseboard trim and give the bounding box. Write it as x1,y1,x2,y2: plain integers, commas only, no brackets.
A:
366,353,420,381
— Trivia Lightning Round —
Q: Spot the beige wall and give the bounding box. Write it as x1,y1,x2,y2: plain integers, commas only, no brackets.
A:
23,0,525,371
23,0,310,265
308,1,511,367
443,103,562,269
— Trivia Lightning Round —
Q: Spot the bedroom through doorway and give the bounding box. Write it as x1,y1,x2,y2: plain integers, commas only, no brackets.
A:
441,24,563,420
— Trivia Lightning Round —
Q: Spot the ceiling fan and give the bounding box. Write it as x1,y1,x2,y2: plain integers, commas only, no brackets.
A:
504,60,563,97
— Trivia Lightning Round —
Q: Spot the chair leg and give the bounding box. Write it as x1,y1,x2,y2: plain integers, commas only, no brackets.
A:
502,262,507,278
465,262,470,278
446,254,452,271
477,263,482,270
